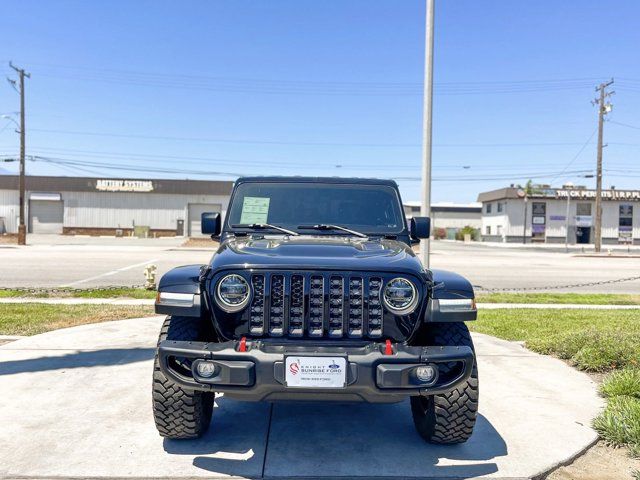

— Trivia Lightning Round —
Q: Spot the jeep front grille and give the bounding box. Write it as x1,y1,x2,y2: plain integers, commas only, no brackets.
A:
247,272,385,339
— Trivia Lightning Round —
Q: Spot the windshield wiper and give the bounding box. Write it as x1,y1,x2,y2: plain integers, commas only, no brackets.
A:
231,223,299,236
298,224,368,238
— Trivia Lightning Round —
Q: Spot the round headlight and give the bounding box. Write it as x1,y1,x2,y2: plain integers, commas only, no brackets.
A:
215,274,250,312
383,278,418,315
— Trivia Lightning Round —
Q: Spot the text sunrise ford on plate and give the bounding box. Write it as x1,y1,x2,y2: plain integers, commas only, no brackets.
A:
152,177,478,444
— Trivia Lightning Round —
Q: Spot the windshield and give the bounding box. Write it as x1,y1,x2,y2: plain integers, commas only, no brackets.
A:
226,182,406,235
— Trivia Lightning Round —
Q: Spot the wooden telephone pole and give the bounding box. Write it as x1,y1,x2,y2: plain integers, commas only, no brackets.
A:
593,79,613,253
8,62,30,245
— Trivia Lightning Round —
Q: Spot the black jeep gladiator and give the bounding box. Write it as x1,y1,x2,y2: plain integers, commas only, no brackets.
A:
152,176,478,444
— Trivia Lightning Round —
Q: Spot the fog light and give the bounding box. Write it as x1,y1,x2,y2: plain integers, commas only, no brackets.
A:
196,361,218,378
415,365,437,383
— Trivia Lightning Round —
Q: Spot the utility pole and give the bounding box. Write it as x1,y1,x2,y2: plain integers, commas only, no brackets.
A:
420,0,435,268
593,79,614,253
8,62,30,246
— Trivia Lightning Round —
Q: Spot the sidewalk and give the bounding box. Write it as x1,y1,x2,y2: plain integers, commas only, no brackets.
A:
478,302,640,310
1,297,639,309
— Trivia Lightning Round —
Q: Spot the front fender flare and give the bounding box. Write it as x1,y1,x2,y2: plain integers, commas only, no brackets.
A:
155,265,205,317
425,269,477,322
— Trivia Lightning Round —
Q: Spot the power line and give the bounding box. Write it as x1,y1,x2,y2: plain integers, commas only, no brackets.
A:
17,146,605,175
548,128,598,183
609,120,640,130
9,61,603,96
26,127,612,148
28,154,592,183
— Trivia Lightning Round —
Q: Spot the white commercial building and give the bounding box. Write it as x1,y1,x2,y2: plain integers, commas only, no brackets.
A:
0,175,233,237
404,202,482,240
478,185,640,245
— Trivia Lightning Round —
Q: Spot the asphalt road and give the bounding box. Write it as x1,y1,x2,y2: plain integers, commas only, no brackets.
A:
1,235,639,292
0,317,602,479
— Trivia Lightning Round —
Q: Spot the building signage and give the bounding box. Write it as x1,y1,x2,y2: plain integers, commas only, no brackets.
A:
549,215,566,221
553,189,640,201
619,226,633,243
96,179,154,192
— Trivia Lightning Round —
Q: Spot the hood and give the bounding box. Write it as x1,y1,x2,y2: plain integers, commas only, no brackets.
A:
210,235,425,274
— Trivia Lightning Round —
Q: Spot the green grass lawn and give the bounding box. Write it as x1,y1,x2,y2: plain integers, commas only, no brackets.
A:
471,308,640,458
0,287,157,299
0,304,156,336
476,292,640,305
471,309,640,371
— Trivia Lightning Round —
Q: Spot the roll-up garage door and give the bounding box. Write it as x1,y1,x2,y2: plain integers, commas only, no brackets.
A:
29,200,64,234
188,203,221,236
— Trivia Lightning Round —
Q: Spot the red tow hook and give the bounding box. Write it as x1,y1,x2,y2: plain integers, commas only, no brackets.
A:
384,339,393,355
238,336,247,352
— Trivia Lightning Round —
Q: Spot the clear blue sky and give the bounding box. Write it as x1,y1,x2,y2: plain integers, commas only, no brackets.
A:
1,0,639,203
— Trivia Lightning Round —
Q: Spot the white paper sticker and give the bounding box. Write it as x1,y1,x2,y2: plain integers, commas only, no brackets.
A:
285,356,347,388
240,196,270,224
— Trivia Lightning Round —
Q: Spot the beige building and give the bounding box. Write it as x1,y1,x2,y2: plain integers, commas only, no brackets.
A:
478,185,640,244
0,175,232,237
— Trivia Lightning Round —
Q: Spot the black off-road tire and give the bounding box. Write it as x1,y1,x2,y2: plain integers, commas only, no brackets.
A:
152,316,215,439
410,322,479,444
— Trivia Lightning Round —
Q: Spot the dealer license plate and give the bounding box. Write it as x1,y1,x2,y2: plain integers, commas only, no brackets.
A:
285,356,347,388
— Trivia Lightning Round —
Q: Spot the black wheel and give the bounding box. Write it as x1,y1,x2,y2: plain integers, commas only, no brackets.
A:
152,316,215,439
410,322,479,444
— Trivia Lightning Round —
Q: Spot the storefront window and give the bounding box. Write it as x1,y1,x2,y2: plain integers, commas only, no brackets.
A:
576,203,592,216
531,202,546,242
619,204,633,243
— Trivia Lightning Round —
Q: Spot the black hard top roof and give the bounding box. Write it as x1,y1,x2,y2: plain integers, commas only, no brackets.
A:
235,176,398,187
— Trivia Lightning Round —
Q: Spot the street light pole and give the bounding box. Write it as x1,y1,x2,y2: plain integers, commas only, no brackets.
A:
565,189,571,253
420,0,435,269
522,195,528,244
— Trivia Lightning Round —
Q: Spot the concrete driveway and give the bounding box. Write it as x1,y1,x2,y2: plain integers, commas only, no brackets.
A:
0,317,602,479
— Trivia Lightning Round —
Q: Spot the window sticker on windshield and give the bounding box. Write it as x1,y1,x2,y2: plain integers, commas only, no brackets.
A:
240,196,270,224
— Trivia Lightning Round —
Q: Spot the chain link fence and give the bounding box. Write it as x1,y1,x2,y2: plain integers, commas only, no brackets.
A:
0,285,149,295
2,275,640,296
474,275,640,293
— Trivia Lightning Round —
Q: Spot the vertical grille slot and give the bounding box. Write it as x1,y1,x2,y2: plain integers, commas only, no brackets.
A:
289,274,304,337
328,276,344,337
368,277,383,337
269,274,285,336
308,275,324,337
348,277,363,337
249,275,265,335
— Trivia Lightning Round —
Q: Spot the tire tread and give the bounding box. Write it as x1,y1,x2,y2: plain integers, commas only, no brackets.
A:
152,316,214,439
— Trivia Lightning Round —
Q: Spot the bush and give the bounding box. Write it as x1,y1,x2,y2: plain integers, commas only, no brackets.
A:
525,328,640,372
433,227,446,240
601,369,640,399
455,225,478,241
593,395,640,455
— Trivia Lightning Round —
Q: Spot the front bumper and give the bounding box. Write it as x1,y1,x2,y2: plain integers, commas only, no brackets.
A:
158,339,474,403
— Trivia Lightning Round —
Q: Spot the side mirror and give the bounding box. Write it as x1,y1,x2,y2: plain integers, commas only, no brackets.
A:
201,212,221,236
410,216,431,239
